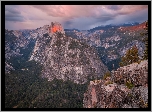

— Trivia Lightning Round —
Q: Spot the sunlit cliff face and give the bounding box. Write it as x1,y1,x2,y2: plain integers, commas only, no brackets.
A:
49,22,63,33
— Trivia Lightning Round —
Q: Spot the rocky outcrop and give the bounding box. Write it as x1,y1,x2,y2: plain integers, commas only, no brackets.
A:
29,22,109,84
111,60,148,86
83,60,148,108
49,22,65,34
5,62,15,74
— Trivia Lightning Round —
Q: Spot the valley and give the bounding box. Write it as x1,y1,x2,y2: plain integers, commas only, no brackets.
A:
5,21,148,108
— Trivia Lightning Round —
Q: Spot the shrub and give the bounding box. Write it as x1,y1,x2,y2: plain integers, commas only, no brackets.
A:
125,81,134,89
144,102,148,108
105,80,113,86
103,72,111,80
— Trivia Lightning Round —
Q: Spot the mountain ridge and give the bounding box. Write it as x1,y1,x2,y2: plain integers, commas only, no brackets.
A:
65,21,146,71
5,22,109,84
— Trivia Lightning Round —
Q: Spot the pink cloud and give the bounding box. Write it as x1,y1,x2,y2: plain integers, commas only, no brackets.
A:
5,5,148,30
116,5,148,15
32,5,100,19
31,5,148,19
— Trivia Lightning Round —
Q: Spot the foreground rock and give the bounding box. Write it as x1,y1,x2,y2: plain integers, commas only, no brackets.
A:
83,60,148,108
111,60,148,86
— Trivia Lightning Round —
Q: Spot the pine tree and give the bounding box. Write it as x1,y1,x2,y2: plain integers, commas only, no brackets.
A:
119,46,140,67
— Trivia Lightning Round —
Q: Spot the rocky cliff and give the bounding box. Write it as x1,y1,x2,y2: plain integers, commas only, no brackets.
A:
5,29,30,73
29,22,109,84
83,60,148,108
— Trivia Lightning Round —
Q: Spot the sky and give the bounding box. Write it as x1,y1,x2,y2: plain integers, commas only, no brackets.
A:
5,5,148,30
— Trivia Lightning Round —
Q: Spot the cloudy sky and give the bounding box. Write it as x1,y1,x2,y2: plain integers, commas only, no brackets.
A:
5,5,148,30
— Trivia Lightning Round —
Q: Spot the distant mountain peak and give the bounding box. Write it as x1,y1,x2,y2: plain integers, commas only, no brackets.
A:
49,22,65,34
